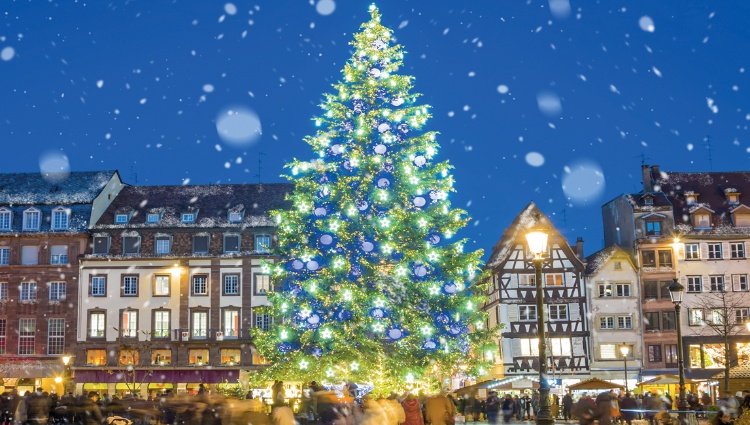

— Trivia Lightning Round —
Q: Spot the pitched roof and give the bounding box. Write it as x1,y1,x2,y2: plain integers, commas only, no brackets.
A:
93,183,293,229
713,363,750,379
0,171,118,205
585,244,636,275
486,201,584,269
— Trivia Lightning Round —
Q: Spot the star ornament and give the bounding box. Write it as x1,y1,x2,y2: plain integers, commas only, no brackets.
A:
421,325,433,336
326,368,335,378
350,361,359,371
427,251,440,262
374,298,386,308
373,323,385,333
429,286,440,296
321,328,333,339
299,360,309,369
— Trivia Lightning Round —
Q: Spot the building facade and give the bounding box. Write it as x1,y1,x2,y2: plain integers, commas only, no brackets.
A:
72,183,292,396
484,202,591,389
585,245,642,389
0,171,124,394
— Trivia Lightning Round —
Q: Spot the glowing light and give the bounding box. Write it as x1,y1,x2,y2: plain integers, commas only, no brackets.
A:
321,328,333,339
333,258,345,269
343,290,352,301
421,325,433,336
374,298,386,308
380,217,391,228
409,176,419,185
427,251,439,262
373,323,385,333
379,191,388,201
429,286,440,295
326,368,335,378
261,264,271,274
300,359,309,369
467,301,474,311
382,243,393,254
281,303,288,312
406,373,415,383
350,361,359,371
280,330,288,340
417,218,428,228
396,266,407,277
300,307,312,318
456,244,464,253
330,220,340,231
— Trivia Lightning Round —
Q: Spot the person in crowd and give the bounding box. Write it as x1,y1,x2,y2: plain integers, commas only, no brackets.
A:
531,392,540,418
464,393,479,422
712,411,734,425
522,393,532,420
563,392,574,421
702,391,713,409
27,388,51,425
485,391,500,425
8,389,27,425
620,392,638,425
643,392,659,425
402,393,425,425
502,394,515,425
512,395,521,421
361,395,388,425
573,394,595,425
425,388,456,425
594,391,614,425
83,392,104,425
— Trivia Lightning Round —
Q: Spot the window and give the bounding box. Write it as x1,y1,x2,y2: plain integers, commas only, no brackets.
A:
613,261,622,270
519,305,537,321
707,243,722,259
223,274,240,296
182,213,195,223
52,208,69,230
598,284,613,298
519,338,540,357
0,247,8,265
731,243,746,259
549,305,568,321
617,316,633,329
643,281,659,299
616,283,631,297
121,275,138,297
224,234,240,253
121,310,138,338
21,246,38,265
519,274,536,287
193,235,209,254
146,213,160,223
229,212,243,222
192,311,208,338
23,209,40,230
600,344,617,359
710,309,725,325
89,311,106,338
47,318,65,355
255,234,272,253
20,282,37,301
255,274,271,295
221,349,241,365
123,235,141,255
115,214,129,223
646,220,662,236
600,316,615,329
49,282,66,301
90,276,106,297
641,250,656,267
710,275,725,292
87,349,107,366
189,349,209,365
0,319,5,354
152,349,172,365
0,282,6,300
223,309,240,338
738,343,750,365
50,245,68,265
155,236,171,255
658,250,673,268
736,308,750,324
153,275,170,296
192,275,208,296
0,209,11,230
19,318,35,355
665,344,678,367
93,236,110,255
119,349,139,366
703,344,726,369
733,275,749,292
687,276,703,292
662,311,676,330
695,213,711,229
689,308,704,326
153,310,170,338
255,313,272,331
644,197,654,205
645,312,659,331
549,338,572,356
685,244,700,260
545,273,563,286
648,345,663,362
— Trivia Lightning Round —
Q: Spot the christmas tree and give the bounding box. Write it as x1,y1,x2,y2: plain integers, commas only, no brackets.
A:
251,4,496,392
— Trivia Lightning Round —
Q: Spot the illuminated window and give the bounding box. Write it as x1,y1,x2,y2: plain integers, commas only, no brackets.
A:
688,308,704,326
119,349,139,366
648,345,662,362
89,311,105,338
151,349,172,365
598,284,613,298
87,349,107,366
121,310,138,338
221,349,241,365
545,273,563,286
153,310,170,338
153,275,171,296
549,338,572,356
519,274,536,287
19,318,36,355
600,344,617,360
192,311,208,338
255,274,272,295
189,349,209,365
223,309,240,338
519,338,540,357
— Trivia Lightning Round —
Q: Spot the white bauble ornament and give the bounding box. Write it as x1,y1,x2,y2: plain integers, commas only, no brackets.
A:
357,200,369,211
306,260,320,271
413,155,427,167
378,123,391,133
369,68,381,78
314,207,327,217
377,178,390,188
307,314,320,325
414,265,428,277
428,234,441,245
374,144,387,155
391,97,404,106
362,241,374,252
320,234,333,245
413,197,426,207
331,144,343,155
292,260,304,270
388,328,403,339
373,39,387,50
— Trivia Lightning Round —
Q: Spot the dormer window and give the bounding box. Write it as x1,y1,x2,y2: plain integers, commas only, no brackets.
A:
727,193,740,205
23,208,41,231
645,220,662,236
51,207,70,230
228,211,243,223
644,197,653,206
182,213,196,223
147,213,161,223
694,212,712,229
0,208,11,231
115,214,129,224
685,192,699,205
731,205,750,227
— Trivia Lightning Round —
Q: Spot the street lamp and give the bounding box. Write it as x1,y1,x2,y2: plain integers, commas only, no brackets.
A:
525,229,553,425
619,344,630,392
61,355,72,395
668,279,689,424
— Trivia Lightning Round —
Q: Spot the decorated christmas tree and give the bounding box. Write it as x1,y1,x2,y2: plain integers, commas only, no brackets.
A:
251,4,496,392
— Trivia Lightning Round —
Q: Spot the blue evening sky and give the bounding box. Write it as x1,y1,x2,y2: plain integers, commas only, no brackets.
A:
2,1,749,259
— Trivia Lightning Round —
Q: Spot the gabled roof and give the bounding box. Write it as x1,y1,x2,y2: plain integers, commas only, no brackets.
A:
730,204,750,214
626,192,672,208
584,244,636,276
486,201,584,269
0,170,118,205
93,183,293,229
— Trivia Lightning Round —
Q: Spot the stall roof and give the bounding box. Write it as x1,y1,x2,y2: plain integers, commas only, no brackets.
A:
456,376,539,395
568,378,624,391
712,364,750,379
637,374,697,386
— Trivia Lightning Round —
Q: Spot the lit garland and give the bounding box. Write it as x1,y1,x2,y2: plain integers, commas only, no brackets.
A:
249,4,498,393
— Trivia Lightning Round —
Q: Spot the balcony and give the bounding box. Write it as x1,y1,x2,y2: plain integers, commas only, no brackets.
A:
172,328,249,342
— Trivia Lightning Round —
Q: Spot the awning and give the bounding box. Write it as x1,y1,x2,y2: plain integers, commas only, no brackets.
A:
637,374,697,386
74,369,242,384
1,378,19,387
456,376,539,395
148,383,174,389
83,383,109,390
116,383,141,390
0,360,64,378
568,378,624,391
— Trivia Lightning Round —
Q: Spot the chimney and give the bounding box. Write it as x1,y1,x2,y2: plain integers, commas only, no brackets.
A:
576,237,584,259
641,164,652,192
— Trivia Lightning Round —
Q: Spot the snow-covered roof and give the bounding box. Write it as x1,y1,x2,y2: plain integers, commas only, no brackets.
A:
584,244,636,276
0,170,117,205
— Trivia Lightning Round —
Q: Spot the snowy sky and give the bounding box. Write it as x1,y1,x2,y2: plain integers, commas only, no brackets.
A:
2,0,749,259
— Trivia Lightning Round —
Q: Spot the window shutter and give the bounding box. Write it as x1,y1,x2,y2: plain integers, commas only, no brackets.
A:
50,245,67,257
572,337,585,356
569,303,581,321
123,236,140,254
21,246,38,265
193,235,209,254
224,235,240,252
722,243,731,259
93,237,110,254
511,339,522,357
507,304,518,322
680,276,688,293
700,243,708,260
677,244,685,260
702,275,711,292
733,275,743,292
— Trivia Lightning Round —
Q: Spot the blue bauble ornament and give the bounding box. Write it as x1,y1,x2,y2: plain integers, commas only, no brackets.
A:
277,342,293,353
311,347,323,358
318,233,335,248
370,308,387,319
360,240,376,254
349,264,362,279
386,326,407,342
443,282,458,294
435,312,451,325
422,339,438,351
306,313,322,329
413,264,429,279
448,324,462,335
336,309,353,321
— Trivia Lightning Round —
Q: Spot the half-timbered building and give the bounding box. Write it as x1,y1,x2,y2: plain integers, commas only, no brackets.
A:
484,202,591,385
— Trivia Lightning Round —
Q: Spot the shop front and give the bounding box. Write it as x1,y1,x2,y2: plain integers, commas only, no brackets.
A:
73,369,243,397
0,358,65,394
